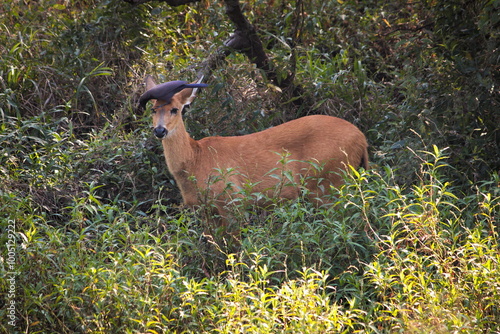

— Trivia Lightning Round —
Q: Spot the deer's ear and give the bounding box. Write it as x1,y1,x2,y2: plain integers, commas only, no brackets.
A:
181,76,207,106
145,75,157,91
175,87,198,107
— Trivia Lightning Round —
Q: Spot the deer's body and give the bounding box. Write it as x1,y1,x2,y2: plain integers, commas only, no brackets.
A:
163,114,367,206
140,76,368,221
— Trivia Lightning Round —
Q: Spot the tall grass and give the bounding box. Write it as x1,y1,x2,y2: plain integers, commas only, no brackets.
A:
1,137,498,332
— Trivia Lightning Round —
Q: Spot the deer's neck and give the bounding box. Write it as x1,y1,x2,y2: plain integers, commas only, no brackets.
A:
161,124,202,206
161,123,198,175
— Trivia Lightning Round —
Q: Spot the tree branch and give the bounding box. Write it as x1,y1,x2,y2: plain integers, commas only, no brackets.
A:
195,45,232,80
126,0,308,115
223,0,285,87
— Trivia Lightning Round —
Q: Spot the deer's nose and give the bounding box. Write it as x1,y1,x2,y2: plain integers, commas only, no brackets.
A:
153,126,168,139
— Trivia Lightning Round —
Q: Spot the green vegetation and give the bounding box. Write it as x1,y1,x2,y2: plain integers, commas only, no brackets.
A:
1,0,498,333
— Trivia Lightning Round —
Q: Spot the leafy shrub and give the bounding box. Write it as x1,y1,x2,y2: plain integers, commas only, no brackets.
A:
2,143,499,333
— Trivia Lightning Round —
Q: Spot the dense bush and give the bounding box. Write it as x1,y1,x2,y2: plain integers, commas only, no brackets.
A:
1,145,498,332
1,0,499,332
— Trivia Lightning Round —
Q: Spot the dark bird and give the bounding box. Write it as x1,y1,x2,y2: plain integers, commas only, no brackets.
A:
139,80,208,109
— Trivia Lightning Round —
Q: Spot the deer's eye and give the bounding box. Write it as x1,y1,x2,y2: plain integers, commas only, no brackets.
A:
171,108,179,115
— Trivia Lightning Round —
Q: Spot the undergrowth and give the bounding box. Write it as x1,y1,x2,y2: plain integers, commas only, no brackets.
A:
1,138,499,332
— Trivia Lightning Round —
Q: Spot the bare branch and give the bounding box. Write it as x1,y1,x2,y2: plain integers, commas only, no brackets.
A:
195,45,232,80
220,0,308,115
223,0,282,87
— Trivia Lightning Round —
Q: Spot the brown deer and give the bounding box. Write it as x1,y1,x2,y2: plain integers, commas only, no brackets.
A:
140,76,368,225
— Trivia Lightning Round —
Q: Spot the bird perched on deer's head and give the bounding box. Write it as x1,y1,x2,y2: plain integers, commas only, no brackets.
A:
139,80,208,110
